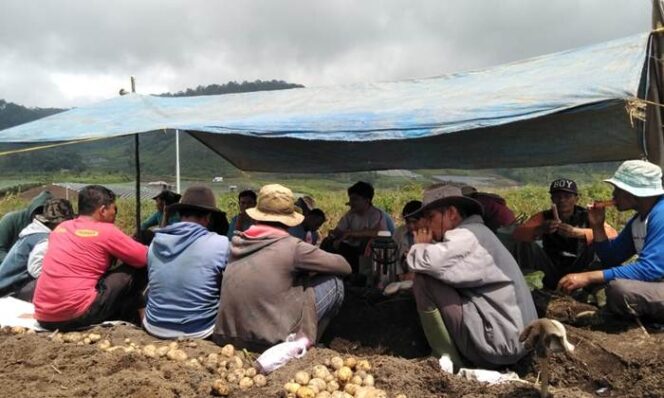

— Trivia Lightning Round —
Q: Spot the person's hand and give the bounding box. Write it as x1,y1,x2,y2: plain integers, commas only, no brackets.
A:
538,219,560,236
586,204,606,228
557,223,584,239
414,227,433,244
558,271,603,293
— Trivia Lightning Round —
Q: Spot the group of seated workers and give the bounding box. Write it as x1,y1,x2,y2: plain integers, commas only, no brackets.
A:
0,159,662,371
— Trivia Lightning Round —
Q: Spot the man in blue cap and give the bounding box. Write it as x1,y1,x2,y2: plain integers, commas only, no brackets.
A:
559,160,664,322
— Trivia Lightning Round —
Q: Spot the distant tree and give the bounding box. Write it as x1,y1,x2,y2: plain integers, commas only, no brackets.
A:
159,79,304,97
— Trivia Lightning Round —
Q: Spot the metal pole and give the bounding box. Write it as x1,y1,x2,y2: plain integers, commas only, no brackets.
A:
175,129,181,193
131,77,141,236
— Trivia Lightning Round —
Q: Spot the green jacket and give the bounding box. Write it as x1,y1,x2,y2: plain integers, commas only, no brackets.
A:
0,191,53,263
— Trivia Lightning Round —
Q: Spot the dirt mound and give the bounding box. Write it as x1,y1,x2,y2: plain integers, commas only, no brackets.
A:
1,294,663,397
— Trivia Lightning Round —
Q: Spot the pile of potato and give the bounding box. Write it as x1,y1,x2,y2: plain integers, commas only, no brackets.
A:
1,326,36,335
283,356,406,398
205,344,267,396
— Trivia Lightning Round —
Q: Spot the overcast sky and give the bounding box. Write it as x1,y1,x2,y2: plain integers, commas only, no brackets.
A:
0,0,652,108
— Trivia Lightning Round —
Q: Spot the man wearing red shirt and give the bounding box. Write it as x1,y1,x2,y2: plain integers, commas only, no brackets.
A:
34,185,148,330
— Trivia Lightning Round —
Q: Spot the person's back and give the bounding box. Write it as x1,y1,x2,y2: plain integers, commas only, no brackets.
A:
144,186,229,339
214,184,350,351
0,198,74,299
215,229,349,351
0,191,52,263
33,185,147,328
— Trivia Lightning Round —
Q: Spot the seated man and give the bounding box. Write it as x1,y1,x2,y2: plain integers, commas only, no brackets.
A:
559,160,664,322
0,190,52,263
143,185,229,339
288,208,326,245
0,199,74,301
33,185,148,331
513,178,617,289
141,190,182,230
461,185,516,232
394,200,425,278
322,181,388,273
227,189,257,238
213,184,351,351
407,184,537,369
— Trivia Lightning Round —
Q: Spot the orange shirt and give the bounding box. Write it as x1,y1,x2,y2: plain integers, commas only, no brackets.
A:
34,217,147,322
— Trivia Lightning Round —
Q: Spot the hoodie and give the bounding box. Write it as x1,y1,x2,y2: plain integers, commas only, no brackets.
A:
0,191,52,263
0,219,50,297
145,222,229,336
213,225,351,352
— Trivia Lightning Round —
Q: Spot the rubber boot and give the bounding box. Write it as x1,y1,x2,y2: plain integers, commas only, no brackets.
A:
418,308,465,368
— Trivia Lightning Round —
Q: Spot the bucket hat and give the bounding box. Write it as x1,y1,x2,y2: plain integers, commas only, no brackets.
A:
604,160,664,197
167,185,223,215
406,184,483,218
246,184,305,227
35,199,75,225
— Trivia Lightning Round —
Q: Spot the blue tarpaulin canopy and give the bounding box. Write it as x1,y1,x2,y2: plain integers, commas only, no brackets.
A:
0,33,655,172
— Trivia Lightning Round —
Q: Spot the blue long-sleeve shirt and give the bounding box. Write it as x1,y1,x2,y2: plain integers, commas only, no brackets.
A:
595,197,664,282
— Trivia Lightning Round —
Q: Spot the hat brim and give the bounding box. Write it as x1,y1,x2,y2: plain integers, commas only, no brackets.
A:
549,188,577,194
167,202,224,215
405,196,484,218
246,207,304,227
604,178,664,197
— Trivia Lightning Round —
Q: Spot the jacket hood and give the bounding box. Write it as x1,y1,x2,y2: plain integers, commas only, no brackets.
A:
27,191,53,218
18,219,51,238
230,225,290,259
151,222,210,259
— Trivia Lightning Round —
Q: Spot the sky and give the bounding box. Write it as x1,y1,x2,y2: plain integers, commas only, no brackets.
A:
0,0,653,108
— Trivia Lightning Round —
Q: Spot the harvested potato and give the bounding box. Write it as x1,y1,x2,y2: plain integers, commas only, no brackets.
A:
207,353,219,364
233,368,246,379
11,326,26,334
239,376,254,390
316,392,331,398
226,374,238,384
186,359,201,368
330,392,345,398
221,344,235,357
253,374,267,387
211,379,230,396
296,386,316,398
63,332,82,343
309,378,326,392
312,365,329,379
356,359,371,372
395,394,407,398
166,349,188,361
245,367,257,377
153,346,168,357
124,338,131,344
363,374,375,387
229,355,243,370
343,356,357,369
83,337,92,345
87,333,101,343
142,344,157,358
350,375,363,385
168,341,178,350
330,356,344,370
218,360,228,370
284,382,301,394
354,387,387,398
106,346,125,353
123,346,135,353
324,374,335,383
97,340,112,350
336,367,352,383
343,383,358,395
294,371,311,385
26,329,36,335
355,370,367,379
326,380,340,392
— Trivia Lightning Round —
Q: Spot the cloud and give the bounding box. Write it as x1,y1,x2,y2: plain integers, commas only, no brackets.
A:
0,0,652,107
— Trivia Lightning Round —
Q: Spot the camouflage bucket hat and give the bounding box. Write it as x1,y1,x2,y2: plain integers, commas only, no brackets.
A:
35,199,75,225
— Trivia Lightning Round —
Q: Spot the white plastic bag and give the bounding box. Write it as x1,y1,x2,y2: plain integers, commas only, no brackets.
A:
255,334,310,374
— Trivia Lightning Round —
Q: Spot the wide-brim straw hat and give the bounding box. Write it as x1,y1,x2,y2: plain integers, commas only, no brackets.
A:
604,160,664,197
246,184,305,227
406,184,483,218
167,185,223,215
